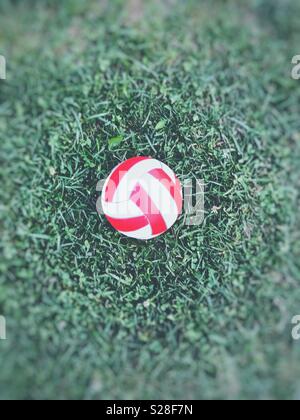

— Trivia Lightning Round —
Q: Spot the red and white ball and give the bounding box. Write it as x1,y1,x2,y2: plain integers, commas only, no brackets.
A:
101,157,182,240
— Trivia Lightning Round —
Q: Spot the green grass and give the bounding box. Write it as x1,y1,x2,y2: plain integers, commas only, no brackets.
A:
0,0,300,400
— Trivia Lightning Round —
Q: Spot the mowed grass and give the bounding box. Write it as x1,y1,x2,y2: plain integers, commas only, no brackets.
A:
0,0,300,399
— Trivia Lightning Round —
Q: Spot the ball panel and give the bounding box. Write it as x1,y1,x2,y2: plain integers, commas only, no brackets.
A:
130,183,167,236
159,162,183,214
105,214,148,232
112,158,162,203
139,174,179,229
147,168,183,214
104,156,150,202
119,224,153,240
102,199,144,219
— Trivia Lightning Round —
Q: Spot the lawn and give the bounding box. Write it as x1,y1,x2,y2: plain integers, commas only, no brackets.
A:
0,0,300,400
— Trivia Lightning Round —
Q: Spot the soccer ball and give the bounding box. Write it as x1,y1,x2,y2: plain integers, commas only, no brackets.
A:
101,157,182,240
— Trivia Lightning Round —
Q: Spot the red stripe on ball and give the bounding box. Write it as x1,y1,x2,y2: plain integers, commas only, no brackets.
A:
105,215,148,232
130,183,167,236
148,168,183,214
105,156,150,203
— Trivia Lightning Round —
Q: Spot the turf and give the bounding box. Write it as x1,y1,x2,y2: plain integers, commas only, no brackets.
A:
0,0,300,400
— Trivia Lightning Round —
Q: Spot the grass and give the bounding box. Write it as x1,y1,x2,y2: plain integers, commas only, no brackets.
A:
0,0,300,400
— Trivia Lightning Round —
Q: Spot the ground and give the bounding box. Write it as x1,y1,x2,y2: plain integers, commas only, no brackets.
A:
0,0,300,400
